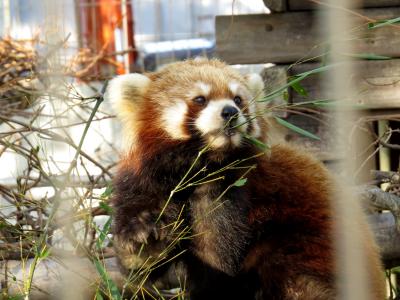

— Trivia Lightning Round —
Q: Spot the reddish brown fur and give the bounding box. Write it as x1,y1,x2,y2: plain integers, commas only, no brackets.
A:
241,145,385,299
110,59,385,299
245,145,336,298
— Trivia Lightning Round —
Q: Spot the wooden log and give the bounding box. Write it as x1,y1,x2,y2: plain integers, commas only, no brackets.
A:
263,0,400,12
368,212,400,265
216,8,400,64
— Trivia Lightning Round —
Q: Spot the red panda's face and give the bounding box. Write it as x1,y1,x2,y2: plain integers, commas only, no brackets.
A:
107,59,267,153
152,77,256,151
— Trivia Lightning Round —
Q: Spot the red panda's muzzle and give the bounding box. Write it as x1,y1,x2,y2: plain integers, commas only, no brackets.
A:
194,99,248,150
221,105,239,121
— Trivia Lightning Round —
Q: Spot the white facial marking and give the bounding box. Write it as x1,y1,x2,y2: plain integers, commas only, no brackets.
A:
196,101,225,134
162,100,190,140
196,81,211,96
209,135,228,149
251,120,261,138
231,134,242,147
229,82,239,95
196,99,248,149
248,102,261,138
245,73,265,138
246,73,265,100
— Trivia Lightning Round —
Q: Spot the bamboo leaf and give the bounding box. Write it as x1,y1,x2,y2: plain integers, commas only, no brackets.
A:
368,16,400,29
291,81,308,97
95,290,104,300
99,201,113,214
283,90,289,102
96,217,112,250
39,246,51,259
293,99,335,107
345,53,391,60
234,178,247,187
311,100,368,109
260,63,339,102
93,259,122,300
101,185,113,199
242,134,270,151
8,295,24,300
274,116,320,140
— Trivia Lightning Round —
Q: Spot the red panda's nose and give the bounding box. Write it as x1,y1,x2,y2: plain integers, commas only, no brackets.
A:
221,105,239,121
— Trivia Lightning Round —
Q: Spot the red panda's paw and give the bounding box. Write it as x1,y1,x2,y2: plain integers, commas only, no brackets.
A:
117,211,166,244
281,274,335,300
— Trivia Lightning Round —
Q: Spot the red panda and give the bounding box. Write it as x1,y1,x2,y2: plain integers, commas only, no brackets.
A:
107,59,385,299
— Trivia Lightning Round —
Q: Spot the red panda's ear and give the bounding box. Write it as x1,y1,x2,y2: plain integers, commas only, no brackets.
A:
106,73,150,117
245,73,265,102
245,73,288,145
106,74,151,152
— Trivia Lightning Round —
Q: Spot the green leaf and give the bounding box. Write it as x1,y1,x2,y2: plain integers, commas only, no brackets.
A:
391,266,400,273
7,295,24,300
290,99,335,107
93,258,122,300
95,290,104,300
101,185,113,199
260,63,338,102
242,134,270,151
39,247,51,259
368,16,400,29
99,201,113,214
0,221,6,229
291,81,308,97
274,116,320,140
283,90,289,102
311,100,368,110
345,53,391,60
96,217,112,250
234,178,247,187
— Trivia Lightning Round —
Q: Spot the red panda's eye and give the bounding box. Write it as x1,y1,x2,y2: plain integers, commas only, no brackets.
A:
233,96,242,106
193,96,206,105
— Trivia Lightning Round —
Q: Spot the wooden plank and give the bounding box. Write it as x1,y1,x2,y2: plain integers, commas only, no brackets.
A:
260,60,400,108
263,0,400,12
216,12,318,64
261,61,399,164
289,60,400,108
216,8,400,64
289,0,400,11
